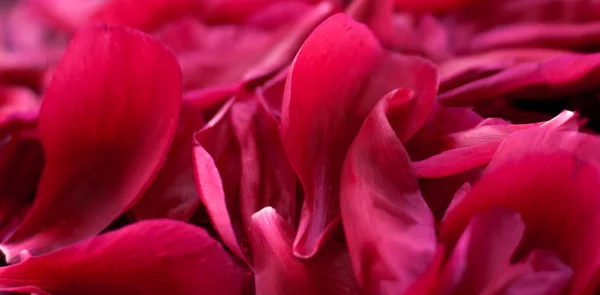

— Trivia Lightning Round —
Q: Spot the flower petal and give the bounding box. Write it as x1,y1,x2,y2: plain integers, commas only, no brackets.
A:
131,102,204,221
249,207,360,295
282,13,437,257
1,25,182,263
0,86,39,139
0,220,245,295
340,93,436,295
440,128,600,295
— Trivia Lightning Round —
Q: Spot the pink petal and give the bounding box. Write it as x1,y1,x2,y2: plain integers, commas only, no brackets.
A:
346,0,396,48
282,13,437,257
1,25,182,263
0,220,246,295
436,207,526,295
231,95,297,229
243,1,313,29
413,110,580,178
440,128,600,295
0,86,39,138
340,93,436,294
438,53,600,106
131,102,204,221
89,0,214,33
193,100,247,261
206,0,317,24
249,207,360,295
483,250,572,295
394,0,481,11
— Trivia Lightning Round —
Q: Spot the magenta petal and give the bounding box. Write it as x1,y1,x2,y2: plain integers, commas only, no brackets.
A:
441,128,600,295
282,13,437,257
0,220,245,295
249,207,360,295
438,53,600,106
0,86,39,138
437,207,525,295
131,102,204,221
1,25,181,263
340,94,436,295
231,96,297,229
346,0,396,48
484,250,573,295
193,101,246,261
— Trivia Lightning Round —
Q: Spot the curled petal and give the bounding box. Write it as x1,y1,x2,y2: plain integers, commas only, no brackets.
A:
340,93,436,295
1,25,182,263
440,128,600,295
282,13,437,257
0,220,245,295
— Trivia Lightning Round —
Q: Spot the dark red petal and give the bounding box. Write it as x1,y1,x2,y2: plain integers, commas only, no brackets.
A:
1,25,182,263
440,128,600,295
0,220,245,295
0,135,43,242
193,100,246,261
231,96,297,229
131,102,204,221
436,207,525,295
438,53,600,106
89,0,214,32
340,94,436,295
282,13,437,257
249,207,360,295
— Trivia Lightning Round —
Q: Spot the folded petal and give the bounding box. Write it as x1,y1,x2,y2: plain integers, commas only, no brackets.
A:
282,13,437,257
440,128,600,295
231,95,297,229
131,102,204,221
249,207,360,295
436,207,525,295
193,100,247,261
0,220,245,295
340,92,436,295
1,25,182,263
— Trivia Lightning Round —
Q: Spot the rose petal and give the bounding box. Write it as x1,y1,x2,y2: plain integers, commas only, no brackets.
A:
0,25,182,263
340,93,436,294
282,13,437,257
440,128,600,295
131,102,204,221
0,220,245,295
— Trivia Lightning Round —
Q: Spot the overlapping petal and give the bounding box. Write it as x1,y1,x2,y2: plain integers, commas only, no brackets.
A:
1,25,182,262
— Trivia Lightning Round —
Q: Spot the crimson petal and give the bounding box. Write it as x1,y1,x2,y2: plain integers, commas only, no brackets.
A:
282,13,437,257
1,25,181,263
340,93,436,295
0,220,245,295
440,128,600,295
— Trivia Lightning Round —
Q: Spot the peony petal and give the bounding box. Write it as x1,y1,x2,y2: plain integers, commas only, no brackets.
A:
483,250,573,295
340,93,436,295
89,0,215,32
1,25,182,263
0,135,43,242
231,95,297,229
249,207,360,295
0,86,39,139
0,220,245,295
436,207,525,295
438,53,600,106
131,102,204,221
193,99,247,261
440,128,600,295
282,13,437,257
413,110,580,178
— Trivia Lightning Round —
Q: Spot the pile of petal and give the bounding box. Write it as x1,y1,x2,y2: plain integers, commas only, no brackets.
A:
0,0,598,294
